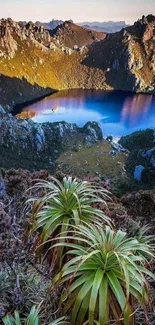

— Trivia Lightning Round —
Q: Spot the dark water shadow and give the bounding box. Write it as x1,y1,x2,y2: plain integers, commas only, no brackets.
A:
0,74,56,111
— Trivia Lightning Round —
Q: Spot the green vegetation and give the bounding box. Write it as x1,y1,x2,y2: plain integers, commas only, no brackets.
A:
52,224,154,325
29,177,110,268
2,306,68,325
22,176,154,325
56,141,126,179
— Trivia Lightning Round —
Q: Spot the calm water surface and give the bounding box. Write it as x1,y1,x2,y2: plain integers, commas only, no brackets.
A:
15,89,155,140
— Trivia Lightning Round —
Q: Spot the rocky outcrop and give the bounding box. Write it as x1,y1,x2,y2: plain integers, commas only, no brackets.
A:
0,18,58,57
0,19,20,58
0,117,103,171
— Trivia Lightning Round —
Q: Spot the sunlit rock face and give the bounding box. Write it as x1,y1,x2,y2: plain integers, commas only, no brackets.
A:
0,18,58,58
0,19,19,58
0,117,103,171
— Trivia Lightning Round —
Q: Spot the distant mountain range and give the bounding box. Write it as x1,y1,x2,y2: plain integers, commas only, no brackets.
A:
35,19,65,30
18,19,71,31
18,19,129,33
78,21,129,33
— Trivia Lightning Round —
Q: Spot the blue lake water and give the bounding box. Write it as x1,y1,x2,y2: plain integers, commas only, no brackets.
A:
15,89,155,140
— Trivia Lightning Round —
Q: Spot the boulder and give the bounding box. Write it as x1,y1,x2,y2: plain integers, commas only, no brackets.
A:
82,122,103,146
134,165,145,181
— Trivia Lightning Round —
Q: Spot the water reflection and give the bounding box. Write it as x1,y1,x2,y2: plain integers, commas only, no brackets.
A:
14,89,155,138
121,94,153,128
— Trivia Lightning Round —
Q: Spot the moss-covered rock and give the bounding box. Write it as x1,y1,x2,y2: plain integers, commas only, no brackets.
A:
119,129,154,151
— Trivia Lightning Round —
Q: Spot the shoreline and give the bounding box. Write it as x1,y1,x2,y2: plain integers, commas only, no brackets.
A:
12,90,58,115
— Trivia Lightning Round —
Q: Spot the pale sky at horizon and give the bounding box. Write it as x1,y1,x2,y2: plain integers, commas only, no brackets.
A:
0,0,154,24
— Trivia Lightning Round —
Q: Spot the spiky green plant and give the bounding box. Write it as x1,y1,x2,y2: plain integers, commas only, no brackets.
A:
135,224,154,245
29,177,110,267
126,220,155,260
52,224,155,325
49,317,69,325
2,306,39,325
2,306,68,325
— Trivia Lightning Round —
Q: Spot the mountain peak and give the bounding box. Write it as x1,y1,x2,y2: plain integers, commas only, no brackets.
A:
50,20,106,49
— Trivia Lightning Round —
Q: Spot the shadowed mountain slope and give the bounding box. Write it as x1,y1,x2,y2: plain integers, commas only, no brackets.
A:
84,15,155,92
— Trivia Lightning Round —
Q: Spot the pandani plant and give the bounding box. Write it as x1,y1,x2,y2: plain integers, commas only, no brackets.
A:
28,177,111,267
52,223,155,325
2,306,68,325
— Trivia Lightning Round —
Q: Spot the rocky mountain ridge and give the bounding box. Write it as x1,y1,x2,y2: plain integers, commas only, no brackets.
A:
0,15,154,112
35,19,64,30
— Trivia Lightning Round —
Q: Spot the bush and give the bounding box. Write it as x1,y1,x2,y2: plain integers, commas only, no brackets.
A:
53,224,155,325
29,177,110,269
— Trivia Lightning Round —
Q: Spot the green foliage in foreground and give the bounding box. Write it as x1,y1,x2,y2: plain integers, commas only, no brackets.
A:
53,224,155,325
5,176,153,325
2,306,68,325
29,177,110,267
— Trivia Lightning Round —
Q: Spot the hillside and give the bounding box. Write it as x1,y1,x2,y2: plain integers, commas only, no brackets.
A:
0,18,107,111
0,15,154,112
50,21,106,49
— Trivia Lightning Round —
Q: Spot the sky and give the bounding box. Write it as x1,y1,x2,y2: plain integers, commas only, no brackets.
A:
0,0,154,24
